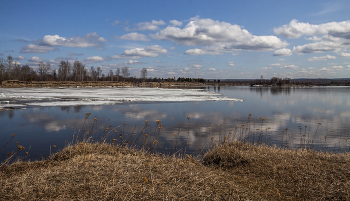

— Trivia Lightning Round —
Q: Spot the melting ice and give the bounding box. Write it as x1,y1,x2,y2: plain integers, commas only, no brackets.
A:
0,87,243,109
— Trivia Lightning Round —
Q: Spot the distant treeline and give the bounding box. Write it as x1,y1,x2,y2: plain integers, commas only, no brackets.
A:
1,55,349,86
249,77,350,86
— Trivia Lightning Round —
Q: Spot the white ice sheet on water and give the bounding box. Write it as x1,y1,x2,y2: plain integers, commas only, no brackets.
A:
0,87,243,108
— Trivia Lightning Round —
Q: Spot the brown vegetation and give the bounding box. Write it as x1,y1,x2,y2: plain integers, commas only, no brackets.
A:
0,80,206,88
1,140,349,200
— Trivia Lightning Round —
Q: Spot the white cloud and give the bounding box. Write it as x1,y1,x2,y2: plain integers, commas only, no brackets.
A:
307,55,336,61
273,48,292,56
184,48,222,55
293,41,343,54
124,60,140,64
111,20,119,26
270,63,281,66
208,68,216,71
190,64,202,68
169,20,183,26
29,56,41,62
228,62,235,66
39,32,106,48
20,44,57,53
169,47,176,50
340,52,350,58
112,45,167,59
118,32,150,41
280,64,299,70
15,55,25,60
274,19,350,39
261,67,272,70
126,20,166,31
318,67,333,72
152,17,288,54
84,56,105,63
331,65,343,70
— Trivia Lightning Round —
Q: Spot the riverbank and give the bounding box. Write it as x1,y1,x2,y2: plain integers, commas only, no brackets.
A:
0,80,206,88
1,141,349,200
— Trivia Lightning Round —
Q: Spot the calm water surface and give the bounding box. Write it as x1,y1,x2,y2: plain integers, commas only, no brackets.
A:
1,86,349,162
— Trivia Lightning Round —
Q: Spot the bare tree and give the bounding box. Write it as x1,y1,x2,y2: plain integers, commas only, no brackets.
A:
0,57,6,81
13,62,21,80
97,67,102,80
38,61,51,81
20,64,32,81
109,70,114,81
90,66,97,81
6,55,13,80
72,61,86,81
121,67,130,81
58,61,71,81
116,68,120,82
140,68,147,80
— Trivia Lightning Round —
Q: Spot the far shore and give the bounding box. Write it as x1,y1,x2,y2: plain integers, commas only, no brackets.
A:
0,80,207,88
1,80,350,88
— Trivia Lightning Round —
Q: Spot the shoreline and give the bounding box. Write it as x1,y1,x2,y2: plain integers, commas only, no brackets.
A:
2,80,350,88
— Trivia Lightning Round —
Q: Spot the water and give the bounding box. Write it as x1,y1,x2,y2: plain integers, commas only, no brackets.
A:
1,86,349,162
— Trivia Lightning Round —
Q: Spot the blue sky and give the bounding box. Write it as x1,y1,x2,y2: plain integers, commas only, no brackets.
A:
1,0,350,79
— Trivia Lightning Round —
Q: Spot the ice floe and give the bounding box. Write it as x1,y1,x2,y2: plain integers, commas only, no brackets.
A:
0,87,243,108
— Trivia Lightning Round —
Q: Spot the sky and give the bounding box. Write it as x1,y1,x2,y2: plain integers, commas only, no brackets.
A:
1,0,350,79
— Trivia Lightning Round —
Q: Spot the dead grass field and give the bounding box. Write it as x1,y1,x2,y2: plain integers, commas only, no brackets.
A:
1,141,349,200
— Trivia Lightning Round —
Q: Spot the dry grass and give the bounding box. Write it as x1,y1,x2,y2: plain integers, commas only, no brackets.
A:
0,142,255,200
1,140,349,200
203,141,350,200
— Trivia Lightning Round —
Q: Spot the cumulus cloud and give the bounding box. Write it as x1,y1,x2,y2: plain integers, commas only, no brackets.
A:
340,52,350,57
112,45,167,59
308,55,336,61
126,20,166,31
318,67,333,72
117,32,150,41
169,20,183,26
331,65,343,70
261,67,272,70
152,17,288,54
20,44,57,53
184,48,223,55
190,64,202,68
39,33,106,48
280,64,299,70
228,62,235,66
270,63,281,66
20,33,106,53
275,20,350,54
292,41,342,54
15,55,25,60
84,56,105,63
273,48,292,56
124,60,140,64
29,56,41,62
274,19,350,39
208,68,216,71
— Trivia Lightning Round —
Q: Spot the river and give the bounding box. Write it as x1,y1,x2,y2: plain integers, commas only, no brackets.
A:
1,86,349,162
